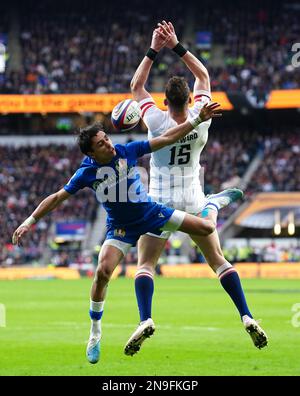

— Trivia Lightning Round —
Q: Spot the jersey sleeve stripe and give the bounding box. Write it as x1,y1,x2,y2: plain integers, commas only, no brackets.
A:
140,101,155,110
141,103,155,117
194,94,211,101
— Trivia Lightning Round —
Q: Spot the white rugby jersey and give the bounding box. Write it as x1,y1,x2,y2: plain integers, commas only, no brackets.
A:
139,90,212,213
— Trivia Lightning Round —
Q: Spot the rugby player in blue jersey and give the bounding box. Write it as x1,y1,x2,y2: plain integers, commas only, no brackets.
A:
12,102,244,364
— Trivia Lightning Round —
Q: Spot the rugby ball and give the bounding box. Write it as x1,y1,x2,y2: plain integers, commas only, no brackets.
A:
111,99,141,131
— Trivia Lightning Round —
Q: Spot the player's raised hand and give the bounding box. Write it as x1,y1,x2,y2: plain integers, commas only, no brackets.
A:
199,102,222,121
157,21,178,49
12,224,31,246
150,25,172,52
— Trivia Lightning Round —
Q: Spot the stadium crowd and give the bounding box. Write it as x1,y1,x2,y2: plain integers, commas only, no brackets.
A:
223,243,300,263
1,126,299,266
95,240,300,269
0,0,298,266
247,130,300,193
195,0,300,92
0,144,98,266
0,0,299,94
1,0,185,94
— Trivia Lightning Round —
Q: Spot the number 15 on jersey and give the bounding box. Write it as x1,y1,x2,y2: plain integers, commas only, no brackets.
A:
169,144,191,166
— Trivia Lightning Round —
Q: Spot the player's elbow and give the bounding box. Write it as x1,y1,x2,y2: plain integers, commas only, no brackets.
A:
200,65,209,79
203,66,209,78
130,78,136,91
196,69,210,86
51,189,69,207
48,193,62,209
130,78,142,93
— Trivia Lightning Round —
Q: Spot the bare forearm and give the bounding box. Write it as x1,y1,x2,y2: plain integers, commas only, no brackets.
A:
130,57,153,91
162,119,193,141
181,51,210,89
31,193,63,221
12,189,71,245
182,51,208,76
150,119,194,151
149,100,221,152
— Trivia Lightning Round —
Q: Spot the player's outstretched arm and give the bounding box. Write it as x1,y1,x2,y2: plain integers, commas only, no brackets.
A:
149,102,221,152
157,21,210,92
130,27,172,102
12,188,71,245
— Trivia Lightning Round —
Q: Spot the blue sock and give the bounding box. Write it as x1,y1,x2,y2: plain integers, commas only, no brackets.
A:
217,265,253,319
89,300,104,321
135,269,154,322
89,310,103,321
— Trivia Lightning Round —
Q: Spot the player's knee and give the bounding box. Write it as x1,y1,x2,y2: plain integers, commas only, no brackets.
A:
203,221,215,236
95,262,113,283
137,262,155,275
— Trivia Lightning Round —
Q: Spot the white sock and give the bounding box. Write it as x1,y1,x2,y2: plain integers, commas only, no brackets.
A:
90,320,101,339
204,203,220,212
90,300,105,312
215,262,232,276
242,315,253,325
89,300,105,339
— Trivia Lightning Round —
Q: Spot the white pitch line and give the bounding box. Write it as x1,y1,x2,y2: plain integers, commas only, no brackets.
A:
49,322,219,331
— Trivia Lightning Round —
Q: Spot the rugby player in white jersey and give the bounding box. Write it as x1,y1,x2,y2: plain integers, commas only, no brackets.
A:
125,21,268,356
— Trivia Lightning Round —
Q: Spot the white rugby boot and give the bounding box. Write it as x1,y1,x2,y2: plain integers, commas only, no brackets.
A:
205,188,244,211
243,315,268,349
124,318,155,356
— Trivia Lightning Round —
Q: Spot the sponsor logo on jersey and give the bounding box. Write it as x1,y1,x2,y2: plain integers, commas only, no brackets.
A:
114,229,126,237
93,180,102,190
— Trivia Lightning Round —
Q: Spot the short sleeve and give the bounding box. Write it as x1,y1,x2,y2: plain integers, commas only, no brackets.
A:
139,97,166,133
115,141,152,160
64,169,86,195
190,90,212,116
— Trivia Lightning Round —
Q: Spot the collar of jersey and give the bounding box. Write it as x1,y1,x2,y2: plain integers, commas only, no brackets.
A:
89,154,118,167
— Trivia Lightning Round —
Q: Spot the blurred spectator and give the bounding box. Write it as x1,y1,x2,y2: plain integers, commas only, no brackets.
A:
1,126,299,266
224,243,300,263
247,130,300,192
1,0,184,94
1,0,299,94
0,144,98,265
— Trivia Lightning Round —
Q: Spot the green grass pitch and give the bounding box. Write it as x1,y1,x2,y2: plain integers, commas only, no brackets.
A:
0,277,300,376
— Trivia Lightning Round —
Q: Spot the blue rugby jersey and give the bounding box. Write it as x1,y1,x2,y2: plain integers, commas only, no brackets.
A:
64,140,162,228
